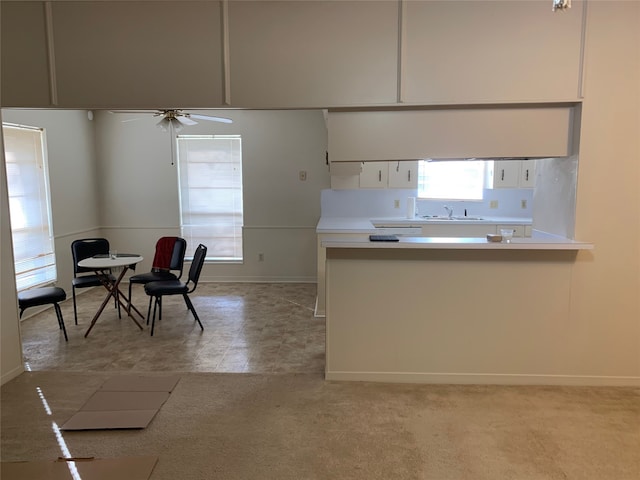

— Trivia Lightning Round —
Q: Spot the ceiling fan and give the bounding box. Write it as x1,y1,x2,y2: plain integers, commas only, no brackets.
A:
110,109,233,165
111,109,233,131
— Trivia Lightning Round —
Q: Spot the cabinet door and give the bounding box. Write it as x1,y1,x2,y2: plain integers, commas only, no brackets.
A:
486,161,521,188
519,162,536,188
50,1,225,108
360,162,388,189
328,108,574,162
388,161,418,189
228,1,398,108
1,1,52,107
401,1,584,104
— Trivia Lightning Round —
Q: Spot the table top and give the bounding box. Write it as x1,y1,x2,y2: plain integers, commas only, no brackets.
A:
78,254,143,269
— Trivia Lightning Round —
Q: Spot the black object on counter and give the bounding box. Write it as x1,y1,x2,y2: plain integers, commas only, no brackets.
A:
369,235,399,242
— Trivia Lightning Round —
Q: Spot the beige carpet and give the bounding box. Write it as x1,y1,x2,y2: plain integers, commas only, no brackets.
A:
2,371,639,480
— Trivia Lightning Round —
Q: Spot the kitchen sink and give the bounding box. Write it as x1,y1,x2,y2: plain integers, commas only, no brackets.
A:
452,216,484,220
421,215,484,221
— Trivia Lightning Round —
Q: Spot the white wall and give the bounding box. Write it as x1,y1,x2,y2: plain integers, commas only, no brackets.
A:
567,1,639,378
0,112,23,384
95,109,330,282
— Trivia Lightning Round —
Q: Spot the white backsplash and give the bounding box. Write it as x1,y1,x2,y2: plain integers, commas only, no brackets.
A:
532,156,578,238
321,188,533,218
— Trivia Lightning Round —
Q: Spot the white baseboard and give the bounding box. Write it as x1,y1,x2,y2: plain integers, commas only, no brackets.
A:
325,371,640,387
1,364,25,386
198,276,316,283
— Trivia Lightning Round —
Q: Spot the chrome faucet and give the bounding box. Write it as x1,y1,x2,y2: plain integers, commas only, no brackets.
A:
444,205,454,218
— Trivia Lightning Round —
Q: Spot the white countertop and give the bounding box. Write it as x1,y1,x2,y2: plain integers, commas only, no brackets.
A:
316,216,532,234
321,236,593,251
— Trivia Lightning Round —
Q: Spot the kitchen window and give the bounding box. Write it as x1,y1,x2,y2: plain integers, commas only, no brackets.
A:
417,160,485,200
3,123,57,291
176,135,243,261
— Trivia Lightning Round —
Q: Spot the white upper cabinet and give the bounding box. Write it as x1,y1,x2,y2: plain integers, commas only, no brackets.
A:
50,1,226,108
1,2,52,107
485,160,522,188
360,162,389,189
228,1,399,108
486,160,537,189
328,107,574,162
1,0,588,109
519,161,536,188
401,1,585,104
388,161,418,189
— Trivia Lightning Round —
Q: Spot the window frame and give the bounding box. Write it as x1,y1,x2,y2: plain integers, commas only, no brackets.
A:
176,134,244,262
3,122,57,291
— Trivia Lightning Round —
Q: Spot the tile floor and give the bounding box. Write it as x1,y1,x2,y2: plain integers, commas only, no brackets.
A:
19,282,325,374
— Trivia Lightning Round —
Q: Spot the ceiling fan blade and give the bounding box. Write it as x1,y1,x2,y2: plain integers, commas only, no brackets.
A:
176,116,198,126
109,110,158,114
189,114,233,124
120,117,146,123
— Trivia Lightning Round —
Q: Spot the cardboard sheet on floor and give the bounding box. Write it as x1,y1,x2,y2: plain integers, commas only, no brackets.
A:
81,391,170,411
60,375,180,431
1,455,158,480
60,409,159,430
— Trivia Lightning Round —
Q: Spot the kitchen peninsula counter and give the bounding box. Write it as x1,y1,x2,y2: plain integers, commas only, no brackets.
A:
316,215,532,234
322,235,592,251
324,234,600,386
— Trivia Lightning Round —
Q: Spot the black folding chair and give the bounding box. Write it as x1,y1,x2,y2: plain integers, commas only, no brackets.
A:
144,244,207,336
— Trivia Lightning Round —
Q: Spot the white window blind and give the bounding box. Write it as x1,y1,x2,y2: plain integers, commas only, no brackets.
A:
177,135,243,261
3,123,57,291
417,160,485,201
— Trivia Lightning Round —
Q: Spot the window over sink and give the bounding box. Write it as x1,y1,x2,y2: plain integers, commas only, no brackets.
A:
417,160,485,201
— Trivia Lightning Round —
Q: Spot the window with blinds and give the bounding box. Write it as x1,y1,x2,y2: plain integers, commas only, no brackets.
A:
3,123,57,291
176,135,243,261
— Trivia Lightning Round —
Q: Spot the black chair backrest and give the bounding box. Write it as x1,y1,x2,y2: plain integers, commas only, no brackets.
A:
71,238,110,275
169,237,187,278
186,244,207,293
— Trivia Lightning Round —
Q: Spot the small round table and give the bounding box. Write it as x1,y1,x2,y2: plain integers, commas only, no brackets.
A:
78,254,144,337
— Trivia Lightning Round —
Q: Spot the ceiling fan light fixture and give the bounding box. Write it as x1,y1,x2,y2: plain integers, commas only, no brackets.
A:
156,117,182,132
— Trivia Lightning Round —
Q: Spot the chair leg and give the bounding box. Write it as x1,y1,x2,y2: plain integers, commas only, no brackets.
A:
183,294,203,331
54,303,68,342
72,286,78,325
146,296,153,326
151,296,160,336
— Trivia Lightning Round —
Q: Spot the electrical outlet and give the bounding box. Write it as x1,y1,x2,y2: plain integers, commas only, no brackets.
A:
258,253,264,262
299,171,307,181
490,200,499,209
521,199,527,209
394,199,400,208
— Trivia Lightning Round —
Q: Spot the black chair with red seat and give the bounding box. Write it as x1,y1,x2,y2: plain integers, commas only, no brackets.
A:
18,286,68,341
71,238,118,325
144,243,207,336
128,236,187,305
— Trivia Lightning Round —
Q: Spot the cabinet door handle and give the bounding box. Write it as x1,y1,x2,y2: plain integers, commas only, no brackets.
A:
501,169,505,181
525,169,529,181
408,170,411,182
378,170,382,182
